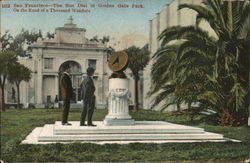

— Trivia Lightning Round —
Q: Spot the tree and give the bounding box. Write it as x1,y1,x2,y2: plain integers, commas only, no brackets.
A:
90,35,110,44
7,28,42,56
0,31,14,50
124,46,150,111
8,63,32,109
46,32,55,39
0,51,18,111
0,29,41,111
151,0,249,125
100,36,110,44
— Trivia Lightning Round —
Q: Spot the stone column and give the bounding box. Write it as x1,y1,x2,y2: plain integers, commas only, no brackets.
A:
55,75,59,97
103,78,134,126
54,75,59,108
36,56,43,105
24,82,29,108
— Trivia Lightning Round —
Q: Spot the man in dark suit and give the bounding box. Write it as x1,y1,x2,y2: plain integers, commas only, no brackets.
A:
80,67,96,126
60,64,74,125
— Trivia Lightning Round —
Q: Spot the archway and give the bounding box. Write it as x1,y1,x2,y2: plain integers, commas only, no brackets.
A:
58,61,82,102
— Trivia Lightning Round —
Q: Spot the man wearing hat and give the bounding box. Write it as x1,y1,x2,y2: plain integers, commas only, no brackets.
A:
80,67,96,126
60,64,74,125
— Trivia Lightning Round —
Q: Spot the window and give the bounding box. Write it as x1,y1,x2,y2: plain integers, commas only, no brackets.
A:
44,58,53,69
88,59,96,70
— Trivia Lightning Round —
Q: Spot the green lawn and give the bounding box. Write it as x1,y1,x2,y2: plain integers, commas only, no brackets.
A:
1,108,249,162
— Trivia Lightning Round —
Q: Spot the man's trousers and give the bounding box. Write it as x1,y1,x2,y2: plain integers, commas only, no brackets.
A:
62,99,70,123
80,101,95,125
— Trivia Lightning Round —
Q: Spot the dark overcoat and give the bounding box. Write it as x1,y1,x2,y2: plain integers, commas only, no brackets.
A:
60,72,74,100
80,76,95,104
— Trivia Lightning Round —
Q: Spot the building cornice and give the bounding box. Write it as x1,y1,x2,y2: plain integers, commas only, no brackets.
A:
30,45,106,51
55,27,86,32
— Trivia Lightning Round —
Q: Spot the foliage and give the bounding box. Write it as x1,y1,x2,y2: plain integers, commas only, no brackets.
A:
150,0,249,126
0,29,41,110
105,46,115,59
124,46,150,111
46,32,55,39
8,63,32,109
0,51,18,111
90,35,110,44
0,109,249,162
125,46,150,79
8,63,32,85
0,31,14,50
0,51,18,84
1,29,42,56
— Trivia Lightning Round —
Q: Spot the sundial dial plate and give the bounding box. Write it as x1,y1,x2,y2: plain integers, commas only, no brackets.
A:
108,51,128,72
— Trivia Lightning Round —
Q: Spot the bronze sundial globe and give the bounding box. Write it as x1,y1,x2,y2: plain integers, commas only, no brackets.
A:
108,51,128,72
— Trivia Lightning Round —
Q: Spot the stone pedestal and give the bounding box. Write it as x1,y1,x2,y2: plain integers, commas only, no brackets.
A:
103,78,135,126
21,121,232,144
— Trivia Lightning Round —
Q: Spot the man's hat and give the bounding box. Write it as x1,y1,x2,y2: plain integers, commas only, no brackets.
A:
63,64,70,71
87,67,95,75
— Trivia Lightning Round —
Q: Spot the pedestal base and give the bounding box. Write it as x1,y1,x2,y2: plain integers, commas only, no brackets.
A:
103,118,135,126
21,121,239,144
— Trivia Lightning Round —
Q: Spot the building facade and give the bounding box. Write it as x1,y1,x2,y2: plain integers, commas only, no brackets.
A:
143,0,204,111
5,16,143,109
5,17,109,108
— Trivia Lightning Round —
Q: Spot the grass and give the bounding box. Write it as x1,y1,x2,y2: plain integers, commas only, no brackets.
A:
1,108,249,162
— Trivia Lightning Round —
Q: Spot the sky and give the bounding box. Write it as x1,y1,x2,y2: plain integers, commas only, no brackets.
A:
1,0,171,50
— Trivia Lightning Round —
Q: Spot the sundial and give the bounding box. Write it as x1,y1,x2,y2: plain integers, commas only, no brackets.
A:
108,51,128,78
108,51,128,72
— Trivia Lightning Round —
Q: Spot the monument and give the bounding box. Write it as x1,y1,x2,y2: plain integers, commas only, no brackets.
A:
103,51,135,126
21,51,232,144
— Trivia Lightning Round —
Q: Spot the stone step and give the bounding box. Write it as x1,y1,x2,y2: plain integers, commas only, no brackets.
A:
21,127,43,144
38,124,224,142
53,121,205,135
22,121,241,144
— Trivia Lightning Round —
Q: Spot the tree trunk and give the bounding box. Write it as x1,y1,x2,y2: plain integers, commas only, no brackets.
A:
227,0,233,32
188,102,191,112
0,86,5,112
134,77,139,112
177,103,180,112
0,87,2,111
16,83,20,109
188,102,194,122
218,108,235,126
0,77,6,112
